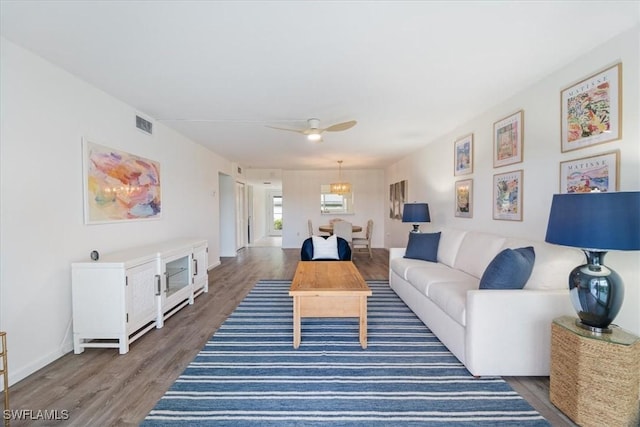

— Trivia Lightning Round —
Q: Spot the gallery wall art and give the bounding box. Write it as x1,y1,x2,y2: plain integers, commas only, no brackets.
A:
454,179,473,218
493,110,523,168
493,170,523,221
83,139,161,224
559,150,619,194
454,134,474,176
389,180,408,220
560,63,621,152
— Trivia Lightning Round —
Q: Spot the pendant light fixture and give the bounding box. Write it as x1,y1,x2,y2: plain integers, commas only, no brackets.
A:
330,160,352,195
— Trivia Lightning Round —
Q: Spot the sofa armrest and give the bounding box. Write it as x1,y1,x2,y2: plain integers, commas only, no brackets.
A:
465,289,574,376
389,247,406,260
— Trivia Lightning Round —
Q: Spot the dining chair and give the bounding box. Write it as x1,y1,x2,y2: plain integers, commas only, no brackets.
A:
332,220,353,255
308,219,329,237
352,219,373,258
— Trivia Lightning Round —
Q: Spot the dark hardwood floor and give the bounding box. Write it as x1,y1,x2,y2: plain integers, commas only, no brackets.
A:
6,246,575,426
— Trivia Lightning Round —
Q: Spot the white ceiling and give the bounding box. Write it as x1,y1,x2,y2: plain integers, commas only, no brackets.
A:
2,1,638,171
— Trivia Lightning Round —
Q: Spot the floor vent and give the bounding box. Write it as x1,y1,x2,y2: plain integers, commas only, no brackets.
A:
136,115,153,135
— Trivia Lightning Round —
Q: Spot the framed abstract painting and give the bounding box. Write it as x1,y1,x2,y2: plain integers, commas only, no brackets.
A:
83,139,162,224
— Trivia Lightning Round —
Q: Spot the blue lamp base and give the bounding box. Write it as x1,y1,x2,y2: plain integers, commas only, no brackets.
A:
570,251,624,334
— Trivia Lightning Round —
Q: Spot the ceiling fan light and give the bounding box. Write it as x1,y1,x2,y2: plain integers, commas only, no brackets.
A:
307,132,322,142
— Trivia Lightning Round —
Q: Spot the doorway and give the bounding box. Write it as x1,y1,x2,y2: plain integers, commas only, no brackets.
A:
236,181,246,250
267,191,282,237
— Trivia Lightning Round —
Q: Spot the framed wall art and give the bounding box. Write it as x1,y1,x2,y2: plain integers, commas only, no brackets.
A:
454,133,473,176
561,63,621,152
559,150,619,194
83,139,162,224
493,169,523,221
493,110,523,168
389,179,408,220
454,179,473,218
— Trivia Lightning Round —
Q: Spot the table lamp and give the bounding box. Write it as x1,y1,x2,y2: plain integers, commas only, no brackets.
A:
545,191,640,333
402,203,430,233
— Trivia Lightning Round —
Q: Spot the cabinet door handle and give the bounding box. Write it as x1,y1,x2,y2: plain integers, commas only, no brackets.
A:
165,272,169,294
155,274,161,296
193,258,198,276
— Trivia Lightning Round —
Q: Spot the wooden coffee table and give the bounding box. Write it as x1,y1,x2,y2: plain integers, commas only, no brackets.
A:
289,261,372,349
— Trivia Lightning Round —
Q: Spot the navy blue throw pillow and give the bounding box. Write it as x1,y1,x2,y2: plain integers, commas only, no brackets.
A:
479,246,536,289
404,232,441,263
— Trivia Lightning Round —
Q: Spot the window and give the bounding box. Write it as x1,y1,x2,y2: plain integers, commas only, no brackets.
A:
273,195,282,230
320,185,354,214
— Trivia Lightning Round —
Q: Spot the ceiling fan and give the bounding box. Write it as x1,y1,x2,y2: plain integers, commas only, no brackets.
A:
266,118,357,142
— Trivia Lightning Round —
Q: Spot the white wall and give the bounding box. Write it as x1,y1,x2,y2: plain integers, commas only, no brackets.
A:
282,169,385,249
0,37,232,384
385,26,640,335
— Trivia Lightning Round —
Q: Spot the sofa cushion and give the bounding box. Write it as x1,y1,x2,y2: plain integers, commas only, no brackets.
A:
501,238,584,290
311,235,339,260
428,281,478,327
404,232,441,262
479,247,535,289
390,257,432,280
437,228,468,267
406,264,477,297
454,231,507,278
525,242,584,290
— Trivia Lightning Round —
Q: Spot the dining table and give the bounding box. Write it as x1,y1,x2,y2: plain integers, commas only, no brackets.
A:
319,224,362,234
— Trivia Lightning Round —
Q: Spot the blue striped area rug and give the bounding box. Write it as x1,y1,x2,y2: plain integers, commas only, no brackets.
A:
142,280,550,426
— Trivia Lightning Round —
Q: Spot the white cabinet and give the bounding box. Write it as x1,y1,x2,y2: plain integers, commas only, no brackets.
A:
71,238,208,354
192,242,208,296
157,247,194,328
126,260,161,336
72,254,159,354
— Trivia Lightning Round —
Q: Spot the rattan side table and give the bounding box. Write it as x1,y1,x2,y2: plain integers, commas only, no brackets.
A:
550,316,640,427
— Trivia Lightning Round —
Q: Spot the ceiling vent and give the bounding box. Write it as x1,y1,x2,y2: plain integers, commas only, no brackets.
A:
136,115,153,135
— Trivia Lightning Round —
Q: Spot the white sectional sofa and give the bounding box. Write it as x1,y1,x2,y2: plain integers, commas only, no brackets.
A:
389,228,584,377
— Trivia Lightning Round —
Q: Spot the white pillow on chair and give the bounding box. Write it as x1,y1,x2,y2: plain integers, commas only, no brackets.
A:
311,235,339,260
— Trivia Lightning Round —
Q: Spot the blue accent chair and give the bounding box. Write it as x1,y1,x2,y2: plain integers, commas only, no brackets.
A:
300,236,352,261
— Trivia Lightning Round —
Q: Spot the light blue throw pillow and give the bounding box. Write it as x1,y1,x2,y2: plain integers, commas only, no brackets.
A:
479,246,536,289
404,232,441,263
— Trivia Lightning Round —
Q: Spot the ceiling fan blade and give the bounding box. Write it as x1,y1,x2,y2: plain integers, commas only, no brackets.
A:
265,125,305,134
301,128,321,136
325,120,357,132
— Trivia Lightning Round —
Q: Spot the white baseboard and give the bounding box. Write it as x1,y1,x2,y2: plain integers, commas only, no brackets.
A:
10,344,72,386
207,260,221,271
